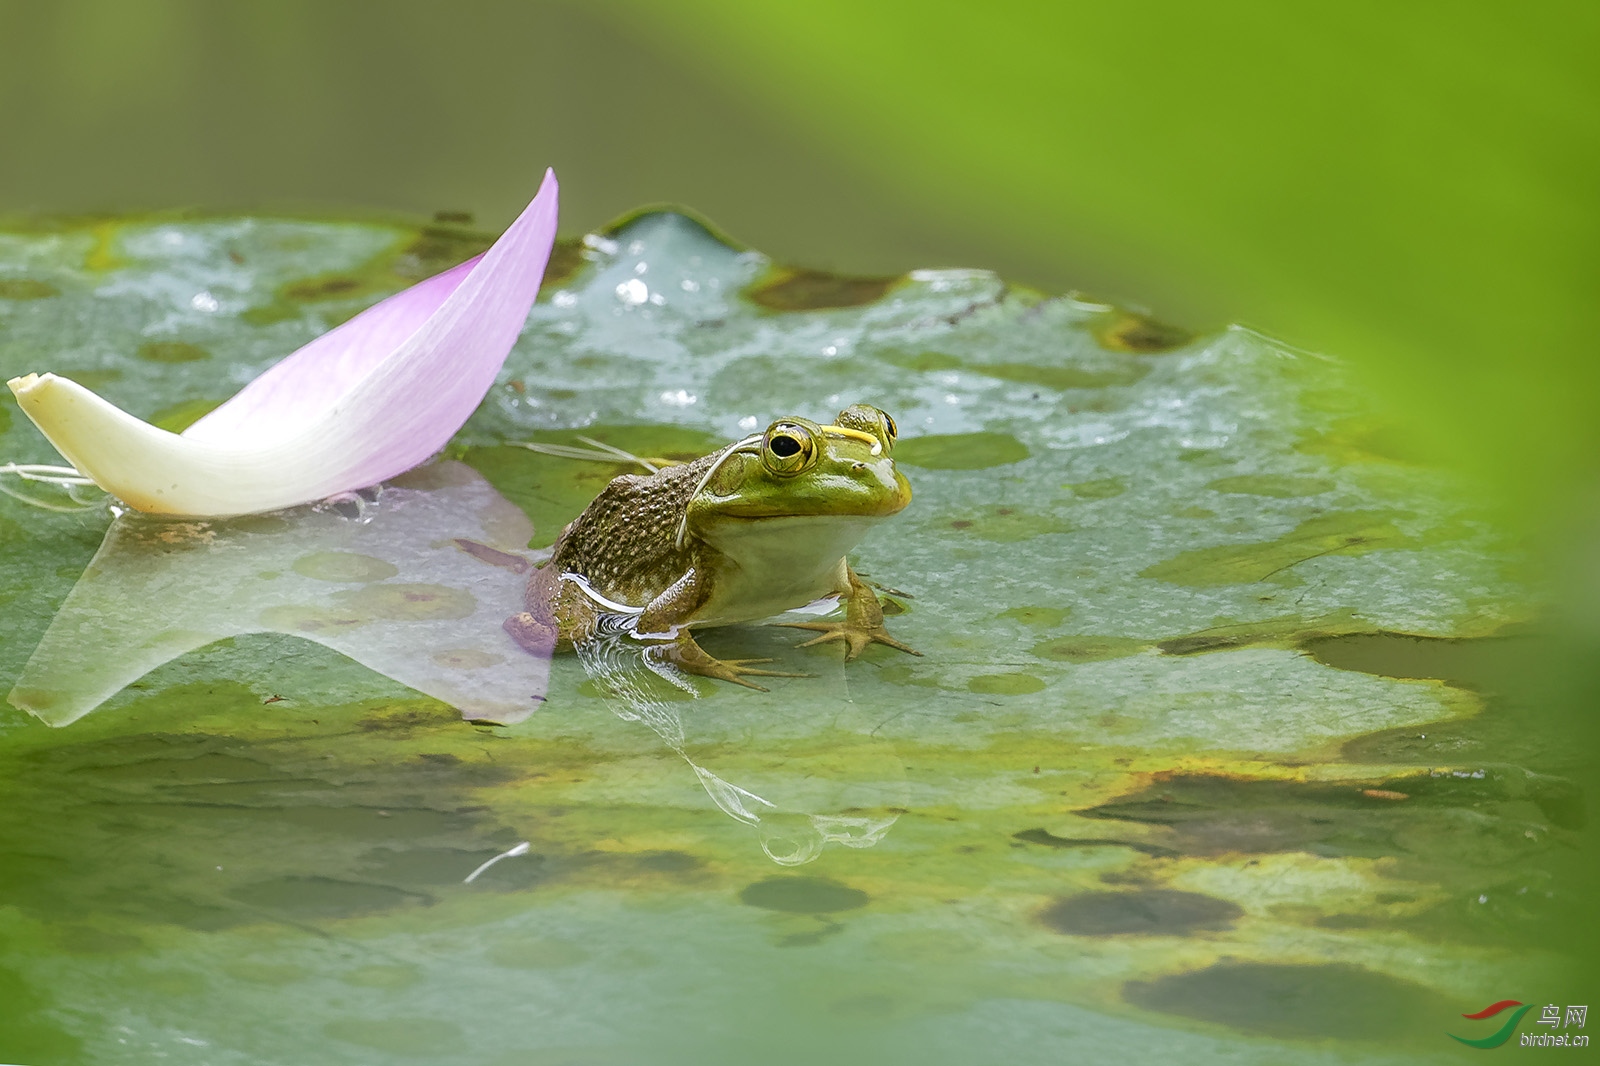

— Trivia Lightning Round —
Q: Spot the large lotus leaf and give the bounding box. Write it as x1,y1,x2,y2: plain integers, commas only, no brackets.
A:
0,210,1578,1064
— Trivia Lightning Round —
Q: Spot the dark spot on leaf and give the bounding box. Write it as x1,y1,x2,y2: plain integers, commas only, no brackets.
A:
1079,769,1582,865
137,340,209,363
634,850,702,873
1013,828,1176,857
1306,631,1521,687
394,225,495,282
1040,889,1241,936
1124,962,1450,1041
747,267,897,311
739,876,869,914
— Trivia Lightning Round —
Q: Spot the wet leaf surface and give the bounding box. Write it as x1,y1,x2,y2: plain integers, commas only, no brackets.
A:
0,207,1573,1064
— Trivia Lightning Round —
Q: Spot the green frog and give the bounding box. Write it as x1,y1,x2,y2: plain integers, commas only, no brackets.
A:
505,403,918,688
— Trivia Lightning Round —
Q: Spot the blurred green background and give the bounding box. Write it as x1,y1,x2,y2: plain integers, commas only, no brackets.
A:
2,0,1595,529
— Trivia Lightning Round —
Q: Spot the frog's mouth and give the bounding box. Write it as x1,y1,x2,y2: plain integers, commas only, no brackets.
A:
704,463,912,523
710,491,910,522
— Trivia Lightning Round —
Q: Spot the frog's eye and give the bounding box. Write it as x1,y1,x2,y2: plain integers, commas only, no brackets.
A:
762,422,818,476
881,411,898,441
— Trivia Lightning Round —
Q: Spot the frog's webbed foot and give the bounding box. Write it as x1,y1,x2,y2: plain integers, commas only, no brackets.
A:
655,634,809,691
779,619,921,661
779,564,921,661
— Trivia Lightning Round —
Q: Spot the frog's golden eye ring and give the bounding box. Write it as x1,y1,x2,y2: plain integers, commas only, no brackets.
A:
820,425,881,454
881,411,898,441
762,421,818,476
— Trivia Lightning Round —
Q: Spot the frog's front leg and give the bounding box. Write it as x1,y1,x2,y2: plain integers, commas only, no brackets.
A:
780,564,920,660
638,568,806,691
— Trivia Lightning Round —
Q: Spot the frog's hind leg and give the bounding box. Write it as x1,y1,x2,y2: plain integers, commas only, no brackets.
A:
780,565,921,660
632,568,808,690
656,631,808,692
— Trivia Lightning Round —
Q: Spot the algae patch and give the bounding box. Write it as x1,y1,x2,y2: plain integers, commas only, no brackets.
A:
746,267,898,311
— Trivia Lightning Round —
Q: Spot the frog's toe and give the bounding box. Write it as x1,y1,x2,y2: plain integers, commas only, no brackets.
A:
658,643,809,691
780,621,921,660
708,658,811,690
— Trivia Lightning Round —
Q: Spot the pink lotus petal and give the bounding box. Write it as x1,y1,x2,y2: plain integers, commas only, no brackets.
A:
182,257,480,446
187,167,560,486
8,170,559,517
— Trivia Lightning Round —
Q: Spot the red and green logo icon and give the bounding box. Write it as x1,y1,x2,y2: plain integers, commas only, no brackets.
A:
1450,1000,1533,1049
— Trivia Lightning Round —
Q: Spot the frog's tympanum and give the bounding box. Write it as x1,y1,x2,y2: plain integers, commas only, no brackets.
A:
505,404,918,688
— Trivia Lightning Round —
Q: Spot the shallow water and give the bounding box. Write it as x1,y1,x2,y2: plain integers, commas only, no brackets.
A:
0,209,1585,1063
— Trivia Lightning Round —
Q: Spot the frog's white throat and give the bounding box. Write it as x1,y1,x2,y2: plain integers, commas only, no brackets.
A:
693,513,883,628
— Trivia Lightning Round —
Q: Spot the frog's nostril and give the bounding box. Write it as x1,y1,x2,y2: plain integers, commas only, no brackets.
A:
852,462,866,471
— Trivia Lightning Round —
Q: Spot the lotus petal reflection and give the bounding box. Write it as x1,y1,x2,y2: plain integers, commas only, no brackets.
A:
7,170,559,517
8,461,551,727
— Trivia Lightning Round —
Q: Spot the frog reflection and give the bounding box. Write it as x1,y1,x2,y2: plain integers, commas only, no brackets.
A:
508,403,919,688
